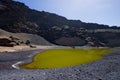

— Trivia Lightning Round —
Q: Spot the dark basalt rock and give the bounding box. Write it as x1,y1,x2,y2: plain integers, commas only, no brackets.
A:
55,37,87,46
0,36,28,47
0,37,14,47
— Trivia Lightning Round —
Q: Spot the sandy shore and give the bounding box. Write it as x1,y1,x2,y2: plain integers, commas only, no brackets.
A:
0,45,110,53
0,45,60,52
0,48,120,80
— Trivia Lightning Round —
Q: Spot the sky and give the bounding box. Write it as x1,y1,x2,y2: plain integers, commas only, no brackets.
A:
15,0,120,26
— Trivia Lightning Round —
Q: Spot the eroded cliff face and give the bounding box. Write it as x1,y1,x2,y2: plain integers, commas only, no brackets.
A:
0,0,120,47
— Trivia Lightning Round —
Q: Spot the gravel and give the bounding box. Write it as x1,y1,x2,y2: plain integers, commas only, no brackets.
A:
0,49,120,80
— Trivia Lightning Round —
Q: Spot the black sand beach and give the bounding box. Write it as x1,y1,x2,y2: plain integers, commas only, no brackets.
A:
0,49,120,80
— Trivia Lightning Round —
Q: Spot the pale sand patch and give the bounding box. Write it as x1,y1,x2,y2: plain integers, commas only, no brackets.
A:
0,46,29,52
0,45,59,52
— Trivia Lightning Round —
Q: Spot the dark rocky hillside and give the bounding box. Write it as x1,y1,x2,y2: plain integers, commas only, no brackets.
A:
0,0,120,47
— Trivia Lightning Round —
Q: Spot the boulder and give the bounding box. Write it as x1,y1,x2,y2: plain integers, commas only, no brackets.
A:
0,37,14,47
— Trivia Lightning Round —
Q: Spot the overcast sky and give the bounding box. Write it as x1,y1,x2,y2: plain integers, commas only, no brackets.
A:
15,0,120,26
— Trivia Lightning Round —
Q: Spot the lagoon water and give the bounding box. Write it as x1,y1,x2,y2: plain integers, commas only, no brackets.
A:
20,48,113,69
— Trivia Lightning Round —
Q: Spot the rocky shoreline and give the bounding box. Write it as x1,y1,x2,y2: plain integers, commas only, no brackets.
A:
0,48,120,80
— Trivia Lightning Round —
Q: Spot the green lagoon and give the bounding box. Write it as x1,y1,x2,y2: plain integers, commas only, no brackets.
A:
20,48,113,69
